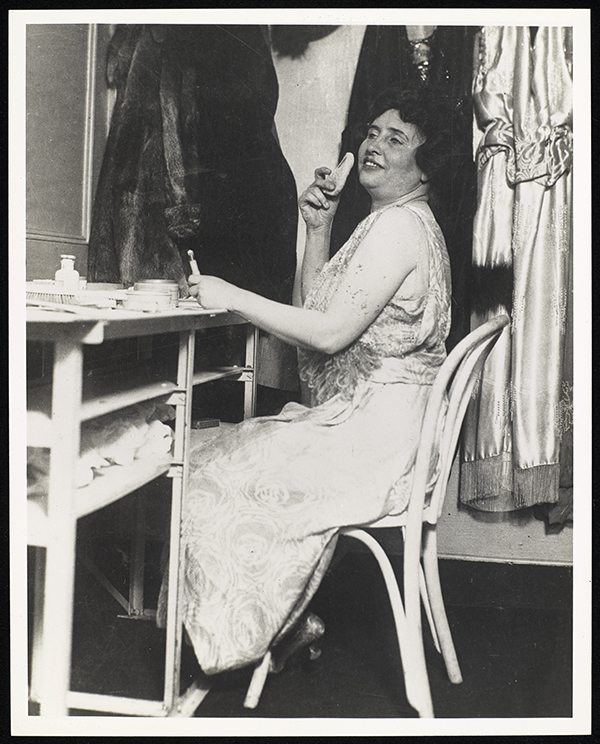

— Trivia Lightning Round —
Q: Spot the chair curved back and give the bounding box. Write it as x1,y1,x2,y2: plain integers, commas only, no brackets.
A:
367,314,510,531
426,314,511,524
401,315,510,621
408,314,510,526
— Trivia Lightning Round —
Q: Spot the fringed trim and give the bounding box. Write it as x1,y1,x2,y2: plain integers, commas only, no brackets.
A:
461,456,560,510
513,464,559,508
460,453,513,504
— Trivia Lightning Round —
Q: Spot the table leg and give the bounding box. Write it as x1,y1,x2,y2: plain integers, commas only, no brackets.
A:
38,338,82,716
128,492,147,617
163,329,195,711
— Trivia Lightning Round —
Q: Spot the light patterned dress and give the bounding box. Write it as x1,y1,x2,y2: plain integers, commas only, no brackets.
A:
175,189,451,674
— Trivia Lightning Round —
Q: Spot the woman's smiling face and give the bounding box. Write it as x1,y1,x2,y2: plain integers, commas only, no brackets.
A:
358,108,427,210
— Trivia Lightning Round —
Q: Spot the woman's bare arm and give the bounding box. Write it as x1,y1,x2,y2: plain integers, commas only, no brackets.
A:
300,225,331,304
190,208,424,355
298,155,354,302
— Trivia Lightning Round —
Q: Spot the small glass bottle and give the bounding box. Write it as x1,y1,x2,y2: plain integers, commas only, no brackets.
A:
54,254,80,292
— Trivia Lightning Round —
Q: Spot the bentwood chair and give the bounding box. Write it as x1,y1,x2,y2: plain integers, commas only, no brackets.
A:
243,314,510,717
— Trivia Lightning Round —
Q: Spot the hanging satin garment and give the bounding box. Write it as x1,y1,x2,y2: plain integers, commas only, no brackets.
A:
461,27,573,512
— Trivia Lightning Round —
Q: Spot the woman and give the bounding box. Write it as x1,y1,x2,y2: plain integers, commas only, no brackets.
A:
167,87,452,675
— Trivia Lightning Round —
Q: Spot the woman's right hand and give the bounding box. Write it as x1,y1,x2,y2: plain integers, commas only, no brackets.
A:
298,166,341,231
188,274,240,311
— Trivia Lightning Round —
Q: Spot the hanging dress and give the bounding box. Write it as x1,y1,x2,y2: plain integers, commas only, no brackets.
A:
171,188,451,674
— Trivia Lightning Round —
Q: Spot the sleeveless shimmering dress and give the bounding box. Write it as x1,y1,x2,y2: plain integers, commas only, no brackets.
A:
170,190,451,674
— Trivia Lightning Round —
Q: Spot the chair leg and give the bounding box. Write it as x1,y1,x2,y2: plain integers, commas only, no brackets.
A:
342,528,434,718
419,563,441,654
402,526,441,654
421,526,462,684
244,651,271,709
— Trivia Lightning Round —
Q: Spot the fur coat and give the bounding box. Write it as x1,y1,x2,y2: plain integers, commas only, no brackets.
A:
88,25,298,304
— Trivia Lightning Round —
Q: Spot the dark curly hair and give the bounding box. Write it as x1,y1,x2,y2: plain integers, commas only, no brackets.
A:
352,85,464,190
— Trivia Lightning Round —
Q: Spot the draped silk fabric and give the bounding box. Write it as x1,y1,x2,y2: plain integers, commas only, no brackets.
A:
461,27,573,511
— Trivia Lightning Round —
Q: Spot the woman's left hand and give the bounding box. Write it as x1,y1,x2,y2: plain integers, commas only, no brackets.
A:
188,274,239,311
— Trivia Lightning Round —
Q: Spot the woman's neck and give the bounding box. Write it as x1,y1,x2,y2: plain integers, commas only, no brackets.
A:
370,181,429,213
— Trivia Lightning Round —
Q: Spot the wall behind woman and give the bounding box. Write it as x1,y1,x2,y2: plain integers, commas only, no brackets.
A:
25,24,113,280
270,25,366,304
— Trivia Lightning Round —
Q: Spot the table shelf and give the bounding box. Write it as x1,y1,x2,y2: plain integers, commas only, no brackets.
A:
27,365,252,445
27,453,173,545
76,454,173,519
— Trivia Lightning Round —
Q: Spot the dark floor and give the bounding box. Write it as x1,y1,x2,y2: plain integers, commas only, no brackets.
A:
28,506,573,719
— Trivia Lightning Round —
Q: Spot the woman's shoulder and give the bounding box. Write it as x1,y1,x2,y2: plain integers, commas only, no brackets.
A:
366,201,428,242
387,197,434,221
